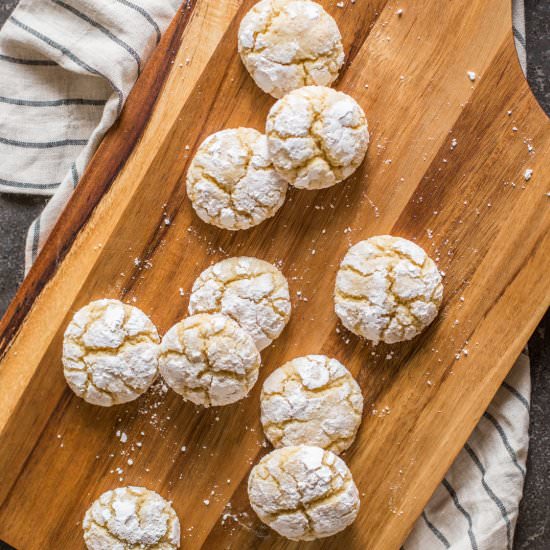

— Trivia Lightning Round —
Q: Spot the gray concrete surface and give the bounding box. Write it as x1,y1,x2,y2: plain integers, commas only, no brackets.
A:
0,1,548,549
525,0,550,113
0,195,47,314
512,5,550,549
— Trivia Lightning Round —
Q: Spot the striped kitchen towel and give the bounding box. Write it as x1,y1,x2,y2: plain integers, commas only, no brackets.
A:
0,0,180,266
0,1,532,549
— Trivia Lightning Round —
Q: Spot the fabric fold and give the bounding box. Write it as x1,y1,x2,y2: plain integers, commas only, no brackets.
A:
0,0,179,263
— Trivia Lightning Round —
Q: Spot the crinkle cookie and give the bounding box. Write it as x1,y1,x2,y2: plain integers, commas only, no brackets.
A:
159,313,261,407
238,0,344,98
334,235,444,344
266,86,369,189
186,128,287,230
83,486,180,549
62,299,160,407
188,257,291,351
261,355,363,453
248,445,360,541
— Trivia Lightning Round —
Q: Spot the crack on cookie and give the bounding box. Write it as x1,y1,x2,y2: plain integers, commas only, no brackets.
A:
267,88,368,188
239,1,343,98
160,314,259,406
84,488,178,549
250,448,358,540
261,357,363,453
335,239,443,343
63,301,159,405
187,129,286,230
189,259,291,349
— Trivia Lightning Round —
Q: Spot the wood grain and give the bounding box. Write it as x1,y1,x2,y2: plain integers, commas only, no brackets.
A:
0,0,549,548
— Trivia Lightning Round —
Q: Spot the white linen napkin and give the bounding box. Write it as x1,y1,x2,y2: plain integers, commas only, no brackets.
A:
0,1,531,548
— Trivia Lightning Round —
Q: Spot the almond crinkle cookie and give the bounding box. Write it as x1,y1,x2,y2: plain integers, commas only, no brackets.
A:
83,486,180,550
266,86,369,189
188,257,291,351
62,299,160,407
261,355,363,453
248,445,360,540
186,128,287,230
334,235,444,344
159,313,261,407
238,0,345,98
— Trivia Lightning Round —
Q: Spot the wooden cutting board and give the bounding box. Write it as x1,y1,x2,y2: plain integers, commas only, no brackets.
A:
1,0,549,548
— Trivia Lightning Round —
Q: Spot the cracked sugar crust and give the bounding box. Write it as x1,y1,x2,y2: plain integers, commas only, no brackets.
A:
62,299,160,407
83,486,180,550
266,86,369,189
188,257,291,351
261,355,363,454
334,235,444,344
248,445,360,541
159,313,261,407
186,128,287,230
238,0,344,98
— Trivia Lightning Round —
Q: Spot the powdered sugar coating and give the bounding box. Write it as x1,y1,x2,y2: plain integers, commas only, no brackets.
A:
159,313,260,407
83,486,180,549
248,445,360,541
188,257,291,351
266,86,369,189
238,0,344,98
186,128,287,230
62,299,160,407
261,355,363,454
335,235,444,344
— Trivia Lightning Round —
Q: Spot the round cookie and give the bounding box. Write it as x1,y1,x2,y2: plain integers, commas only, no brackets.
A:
186,128,287,230
238,0,344,98
334,235,444,344
159,313,261,407
261,355,363,453
266,86,369,189
188,257,291,351
62,299,160,407
248,445,360,541
83,486,180,549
